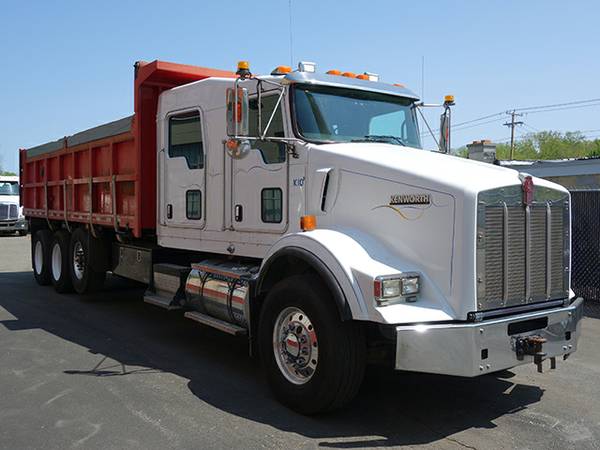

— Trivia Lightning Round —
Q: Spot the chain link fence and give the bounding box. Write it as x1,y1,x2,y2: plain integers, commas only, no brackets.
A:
571,190,600,303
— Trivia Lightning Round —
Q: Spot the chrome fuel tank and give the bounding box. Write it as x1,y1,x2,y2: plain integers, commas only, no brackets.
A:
185,260,258,328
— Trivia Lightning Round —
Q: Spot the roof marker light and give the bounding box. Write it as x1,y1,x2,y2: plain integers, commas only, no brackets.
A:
298,61,316,73
364,72,379,82
341,72,356,78
356,74,369,80
393,83,405,88
271,65,292,75
326,69,341,75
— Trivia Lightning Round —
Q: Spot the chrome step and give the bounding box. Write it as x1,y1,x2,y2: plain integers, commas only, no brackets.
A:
184,311,247,336
143,293,183,311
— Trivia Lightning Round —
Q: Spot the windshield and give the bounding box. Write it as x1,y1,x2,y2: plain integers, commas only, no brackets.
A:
0,181,18,196
293,84,421,148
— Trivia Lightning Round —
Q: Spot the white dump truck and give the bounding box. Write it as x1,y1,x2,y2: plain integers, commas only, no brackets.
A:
0,175,27,235
21,60,583,414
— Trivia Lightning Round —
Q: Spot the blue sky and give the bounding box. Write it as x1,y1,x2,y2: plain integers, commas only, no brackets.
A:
1,1,599,172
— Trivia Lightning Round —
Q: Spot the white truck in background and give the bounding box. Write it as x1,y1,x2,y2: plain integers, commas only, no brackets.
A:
0,175,27,236
21,60,583,414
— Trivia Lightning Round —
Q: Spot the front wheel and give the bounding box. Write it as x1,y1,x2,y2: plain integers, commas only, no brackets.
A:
258,274,366,414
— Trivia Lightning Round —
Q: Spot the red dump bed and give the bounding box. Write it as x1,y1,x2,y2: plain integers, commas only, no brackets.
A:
20,60,234,238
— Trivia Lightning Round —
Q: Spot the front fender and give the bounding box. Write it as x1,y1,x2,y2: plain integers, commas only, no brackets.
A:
262,229,457,324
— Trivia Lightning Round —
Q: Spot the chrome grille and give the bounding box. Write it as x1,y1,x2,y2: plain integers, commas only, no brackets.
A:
477,185,570,311
0,203,18,220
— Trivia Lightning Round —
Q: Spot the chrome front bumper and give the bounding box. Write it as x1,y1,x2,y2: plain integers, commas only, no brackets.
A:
395,298,584,376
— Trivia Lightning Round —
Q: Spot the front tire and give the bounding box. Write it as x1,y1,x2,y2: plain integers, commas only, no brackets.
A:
69,228,106,294
32,229,52,285
258,274,366,414
50,230,73,293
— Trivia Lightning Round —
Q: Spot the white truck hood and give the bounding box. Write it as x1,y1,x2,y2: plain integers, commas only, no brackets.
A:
0,195,20,205
309,142,565,197
305,142,567,321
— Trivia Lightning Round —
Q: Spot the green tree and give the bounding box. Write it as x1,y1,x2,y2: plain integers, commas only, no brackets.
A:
455,131,600,161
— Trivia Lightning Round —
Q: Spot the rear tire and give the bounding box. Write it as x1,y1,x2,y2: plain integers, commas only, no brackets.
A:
258,274,366,415
32,229,52,286
69,228,106,294
50,230,73,293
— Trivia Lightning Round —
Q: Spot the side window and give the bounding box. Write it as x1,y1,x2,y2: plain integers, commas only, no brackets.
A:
169,111,203,169
249,95,286,164
186,190,202,220
261,188,283,223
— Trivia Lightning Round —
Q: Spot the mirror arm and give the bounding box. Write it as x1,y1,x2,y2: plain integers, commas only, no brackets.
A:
414,102,444,108
415,105,441,151
257,79,262,136
260,88,286,140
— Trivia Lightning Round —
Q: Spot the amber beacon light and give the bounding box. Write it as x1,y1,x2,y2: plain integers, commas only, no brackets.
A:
300,215,317,231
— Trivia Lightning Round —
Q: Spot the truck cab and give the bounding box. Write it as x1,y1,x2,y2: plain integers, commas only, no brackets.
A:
21,60,583,414
0,175,27,235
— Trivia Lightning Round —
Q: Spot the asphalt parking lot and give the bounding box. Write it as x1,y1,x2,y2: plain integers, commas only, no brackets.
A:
1,235,599,450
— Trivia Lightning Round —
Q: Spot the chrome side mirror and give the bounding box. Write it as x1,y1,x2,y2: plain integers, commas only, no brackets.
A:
226,87,249,137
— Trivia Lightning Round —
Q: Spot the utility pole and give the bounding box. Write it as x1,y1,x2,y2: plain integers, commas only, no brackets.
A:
503,110,524,160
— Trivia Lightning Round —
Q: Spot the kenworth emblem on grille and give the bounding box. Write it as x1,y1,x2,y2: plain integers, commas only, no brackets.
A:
389,193,431,205
521,175,534,206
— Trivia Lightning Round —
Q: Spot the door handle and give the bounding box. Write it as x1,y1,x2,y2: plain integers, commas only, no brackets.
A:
167,204,173,219
234,204,243,222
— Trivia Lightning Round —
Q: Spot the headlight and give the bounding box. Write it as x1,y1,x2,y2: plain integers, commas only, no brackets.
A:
401,276,420,296
374,273,420,304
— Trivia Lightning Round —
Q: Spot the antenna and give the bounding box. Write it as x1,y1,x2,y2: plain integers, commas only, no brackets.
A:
421,56,425,100
288,0,294,66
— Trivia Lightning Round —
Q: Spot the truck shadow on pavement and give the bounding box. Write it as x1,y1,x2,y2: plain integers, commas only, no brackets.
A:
0,271,570,447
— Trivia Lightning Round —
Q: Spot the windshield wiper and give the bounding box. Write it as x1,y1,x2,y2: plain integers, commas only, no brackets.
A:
351,135,407,146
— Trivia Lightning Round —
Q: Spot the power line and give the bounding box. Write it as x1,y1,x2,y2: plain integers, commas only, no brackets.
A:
433,97,600,132
522,123,540,133
523,101,600,115
514,97,600,113
420,116,505,136
450,111,505,128
452,117,507,132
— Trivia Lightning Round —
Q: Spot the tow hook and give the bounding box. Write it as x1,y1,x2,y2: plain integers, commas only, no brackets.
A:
514,335,555,373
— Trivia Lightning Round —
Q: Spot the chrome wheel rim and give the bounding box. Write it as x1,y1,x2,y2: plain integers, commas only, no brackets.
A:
273,307,319,385
34,241,43,275
73,241,85,280
51,242,62,281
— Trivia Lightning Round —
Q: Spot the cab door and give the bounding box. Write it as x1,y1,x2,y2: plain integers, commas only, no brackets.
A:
231,94,288,233
163,109,206,228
